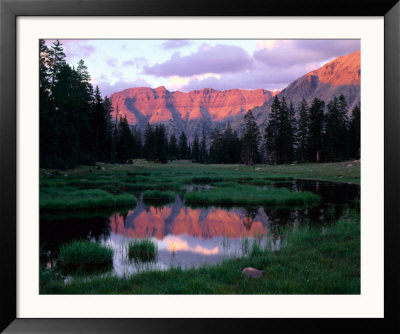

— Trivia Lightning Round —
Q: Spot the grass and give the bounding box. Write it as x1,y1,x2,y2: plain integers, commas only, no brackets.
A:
40,188,137,211
142,190,175,202
184,184,319,207
57,240,113,275
127,239,158,262
40,215,360,294
40,160,359,211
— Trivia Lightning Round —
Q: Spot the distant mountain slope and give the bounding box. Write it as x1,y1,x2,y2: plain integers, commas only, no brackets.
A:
280,50,360,107
110,87,275,139
109,51,360,140
254,51,360,127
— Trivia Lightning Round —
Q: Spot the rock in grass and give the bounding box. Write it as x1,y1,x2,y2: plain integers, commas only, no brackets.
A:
242,267,263,278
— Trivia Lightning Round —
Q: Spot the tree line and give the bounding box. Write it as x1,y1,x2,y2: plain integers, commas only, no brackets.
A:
264,95,360,164
40,40,360,169
40,40,144,169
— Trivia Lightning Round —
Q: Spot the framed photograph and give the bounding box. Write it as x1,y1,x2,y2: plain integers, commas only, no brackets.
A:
1,0,399,332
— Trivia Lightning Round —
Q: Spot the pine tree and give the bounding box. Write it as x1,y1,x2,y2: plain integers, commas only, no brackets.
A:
209,126,222,163
297,99,309,162
143,123,155,161
178,131,189,159
92,86,109,162
241,110,260,165
276,97,294,164
349,104,360,159
131,126,142,159
49,40,66,91
199,131,208,163
308,98,325,162
324,96,348,161
153,124,168,163
116,115,134,163
168,133,179,161
39,39,55,168
102,96,115,162
265,95,280,164
191,134,200,163
289,101,297,161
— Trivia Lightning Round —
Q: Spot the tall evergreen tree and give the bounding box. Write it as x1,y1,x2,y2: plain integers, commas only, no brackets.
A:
168,133,179,161
289,101,297,160
324,95,349,161
307,98,325,162
276,97,294,164
199,131,208,163
178,131,189,159
131,126,142,159
143,123,155,161
297,99,309,162
152,124,168,163
102,96,115,162
209,126,222,163
191,134,200,162
265,96,280,164
116,115,134,163
241,110,260,165
349,104,360,159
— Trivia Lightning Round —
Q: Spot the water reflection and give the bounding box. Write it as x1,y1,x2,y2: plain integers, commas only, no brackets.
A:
40,179,360,276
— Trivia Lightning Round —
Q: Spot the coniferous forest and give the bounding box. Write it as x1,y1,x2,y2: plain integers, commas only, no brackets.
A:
40,40,360,169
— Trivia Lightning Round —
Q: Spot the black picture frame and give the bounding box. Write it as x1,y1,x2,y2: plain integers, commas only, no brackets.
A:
1,0,399,332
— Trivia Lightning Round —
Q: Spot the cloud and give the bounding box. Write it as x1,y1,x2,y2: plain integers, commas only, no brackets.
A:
178,61,311,92
161,40,192,49
122,57,148,68
143,44,253,77
106,57,118,68
96,78,151,97
254,40,360,67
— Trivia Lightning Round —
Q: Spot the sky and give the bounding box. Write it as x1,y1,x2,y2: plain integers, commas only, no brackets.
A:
45,39,360,97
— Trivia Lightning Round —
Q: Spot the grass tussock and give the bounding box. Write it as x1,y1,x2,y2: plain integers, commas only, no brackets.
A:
58,240,113,274
184,184,319,207
142,190,175,202
40,188,137,211
127,239,158,262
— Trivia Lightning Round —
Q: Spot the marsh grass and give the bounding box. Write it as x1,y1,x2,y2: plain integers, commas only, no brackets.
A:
58,240,113,275
40,188,137,211
191,177,225,184
127,239,158,262
184,184,319,206
142,190,176,206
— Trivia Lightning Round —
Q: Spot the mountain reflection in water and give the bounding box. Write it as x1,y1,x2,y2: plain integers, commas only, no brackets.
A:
40,179,360,275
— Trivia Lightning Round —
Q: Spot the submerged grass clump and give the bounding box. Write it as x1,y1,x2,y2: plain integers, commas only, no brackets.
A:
58,240,113,274
40,188,137,211
127,239,158,262
184,184,319,207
